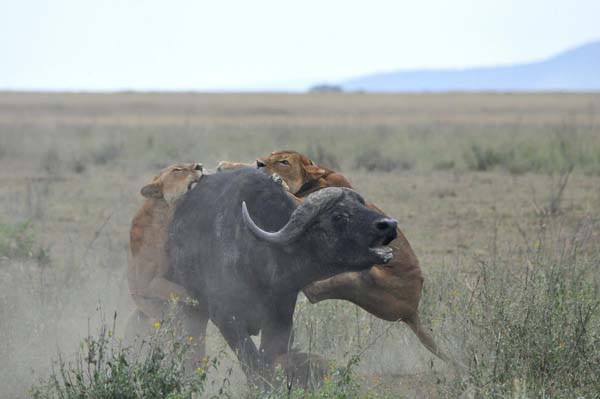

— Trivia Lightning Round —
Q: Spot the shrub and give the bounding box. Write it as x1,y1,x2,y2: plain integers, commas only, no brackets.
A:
0,220,35,259
425,216,600,397
250,354,388,399
464,144,509,171
30,311,211,399
30,307,393,399
69,157,87,174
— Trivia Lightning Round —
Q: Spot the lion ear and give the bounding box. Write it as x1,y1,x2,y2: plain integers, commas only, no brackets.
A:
304,163,327,178
141,183,163,198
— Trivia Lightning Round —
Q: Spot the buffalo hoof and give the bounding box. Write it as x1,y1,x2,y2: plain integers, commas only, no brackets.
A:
273,351,330,390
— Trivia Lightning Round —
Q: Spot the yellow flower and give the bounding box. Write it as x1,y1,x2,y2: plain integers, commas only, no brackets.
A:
153,322,161,328
201,356,209,366
188,336,193,343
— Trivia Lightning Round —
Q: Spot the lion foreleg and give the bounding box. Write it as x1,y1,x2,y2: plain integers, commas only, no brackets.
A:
216,161,254,171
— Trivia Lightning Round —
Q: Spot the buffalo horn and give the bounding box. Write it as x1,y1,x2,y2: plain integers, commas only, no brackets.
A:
241,187,361,245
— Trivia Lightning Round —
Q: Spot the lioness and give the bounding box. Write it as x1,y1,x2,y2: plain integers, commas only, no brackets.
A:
219,151,453,365
218,150,351,200
126,163,204,339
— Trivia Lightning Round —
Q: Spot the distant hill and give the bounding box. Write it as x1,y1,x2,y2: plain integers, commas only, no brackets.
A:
335,41,600,92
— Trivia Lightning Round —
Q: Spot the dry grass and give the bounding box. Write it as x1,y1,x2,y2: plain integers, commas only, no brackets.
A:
1,92,599,398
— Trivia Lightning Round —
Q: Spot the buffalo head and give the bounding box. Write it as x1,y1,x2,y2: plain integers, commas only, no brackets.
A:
242,187,397,270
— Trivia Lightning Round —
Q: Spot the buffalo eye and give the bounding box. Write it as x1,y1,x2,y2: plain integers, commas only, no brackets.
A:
332,214,344,222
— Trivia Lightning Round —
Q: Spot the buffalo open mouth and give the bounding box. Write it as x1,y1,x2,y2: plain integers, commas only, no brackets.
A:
368,233,395,263
369,245,393,263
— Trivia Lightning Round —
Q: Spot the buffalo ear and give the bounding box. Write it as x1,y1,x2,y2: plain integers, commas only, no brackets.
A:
141,183,163,198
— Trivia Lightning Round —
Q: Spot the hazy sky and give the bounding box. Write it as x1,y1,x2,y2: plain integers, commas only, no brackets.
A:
2,0,599,91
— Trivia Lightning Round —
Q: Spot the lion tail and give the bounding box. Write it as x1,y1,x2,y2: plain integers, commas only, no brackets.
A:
404,315,467,372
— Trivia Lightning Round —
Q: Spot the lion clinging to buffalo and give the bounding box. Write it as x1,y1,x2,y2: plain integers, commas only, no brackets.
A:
126,162,204,342
126,150,456,384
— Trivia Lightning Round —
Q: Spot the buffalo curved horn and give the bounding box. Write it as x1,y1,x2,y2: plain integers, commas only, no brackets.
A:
242,187,363,245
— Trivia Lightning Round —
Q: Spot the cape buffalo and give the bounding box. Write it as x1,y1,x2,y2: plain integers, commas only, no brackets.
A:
218,150,455,366
167,168,397,382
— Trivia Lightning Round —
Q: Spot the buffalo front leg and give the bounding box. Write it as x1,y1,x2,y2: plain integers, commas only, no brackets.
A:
212,315,263,384
259,319,293,372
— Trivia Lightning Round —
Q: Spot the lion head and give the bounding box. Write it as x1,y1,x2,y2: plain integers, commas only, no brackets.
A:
140,163,203,205
256,150,328,195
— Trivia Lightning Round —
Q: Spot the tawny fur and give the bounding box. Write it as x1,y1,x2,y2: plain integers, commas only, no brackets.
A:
128,163,202,319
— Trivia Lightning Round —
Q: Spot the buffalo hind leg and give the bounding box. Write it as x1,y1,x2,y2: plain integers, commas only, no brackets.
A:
124,300,210,371
181,305,210,369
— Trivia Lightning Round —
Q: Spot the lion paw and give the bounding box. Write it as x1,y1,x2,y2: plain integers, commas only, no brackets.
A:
271,173,290,191
216,161,228,172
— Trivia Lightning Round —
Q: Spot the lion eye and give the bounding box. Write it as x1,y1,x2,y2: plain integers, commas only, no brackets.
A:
173,168,183,172
280,160,290,165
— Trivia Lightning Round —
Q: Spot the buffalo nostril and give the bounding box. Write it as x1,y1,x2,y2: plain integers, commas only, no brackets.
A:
374,218,398,231
256,160,266,168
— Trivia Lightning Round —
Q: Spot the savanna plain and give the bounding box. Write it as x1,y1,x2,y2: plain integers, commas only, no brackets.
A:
0,92,599,398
